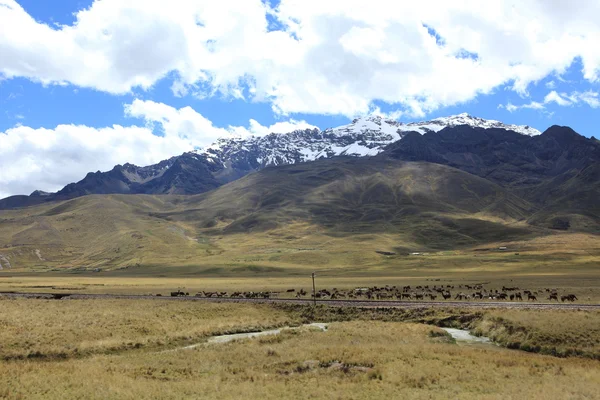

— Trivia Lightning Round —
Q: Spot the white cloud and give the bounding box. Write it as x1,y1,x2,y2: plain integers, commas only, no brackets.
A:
124,99,231,145
245,119,318,136
2,0,600,117
125,99,316,142
575,91,600,108
0,123,177,198
0,100,315,197
500,90,600,112
544,91,571,106
545,80,556,89
498,103,518,113
500,101,544,112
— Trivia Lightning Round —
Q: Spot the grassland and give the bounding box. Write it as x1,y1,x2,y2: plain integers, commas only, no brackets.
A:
0,298,599,399
1,226,599,301
471,309,600,358
0,298,293,361
1,166,599,306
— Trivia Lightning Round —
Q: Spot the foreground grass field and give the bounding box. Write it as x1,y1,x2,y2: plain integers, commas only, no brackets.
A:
0,298,599,399
472,309,600,358
0,299,293,360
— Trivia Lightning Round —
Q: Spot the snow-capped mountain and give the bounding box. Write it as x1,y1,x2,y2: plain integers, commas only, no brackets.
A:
199,113,541,169
0,113,551,209
398,113,541,137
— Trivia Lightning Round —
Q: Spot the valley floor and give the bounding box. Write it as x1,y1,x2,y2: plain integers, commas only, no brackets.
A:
1,213,599,398
0,298,599,399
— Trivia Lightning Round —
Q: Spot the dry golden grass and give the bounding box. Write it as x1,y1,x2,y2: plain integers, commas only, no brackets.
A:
0,298,293,360
1,319,599,399
472,309,600,358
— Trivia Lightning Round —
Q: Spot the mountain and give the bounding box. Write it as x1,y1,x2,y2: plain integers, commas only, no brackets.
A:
202,113,540,169
1,117,599,271
383,124,600,187
382,124,600,231
162,157,535,235
57,152,223,197
0,114,542,209
0,158,541,270
0,152,224,209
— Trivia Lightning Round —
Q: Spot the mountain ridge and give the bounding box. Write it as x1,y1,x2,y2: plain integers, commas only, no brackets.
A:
0,114,545,209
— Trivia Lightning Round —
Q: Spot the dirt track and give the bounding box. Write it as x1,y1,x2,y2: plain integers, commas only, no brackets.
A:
2,291,599,310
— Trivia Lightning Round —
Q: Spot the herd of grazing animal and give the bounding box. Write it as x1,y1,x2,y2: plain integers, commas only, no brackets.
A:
167,284,579,303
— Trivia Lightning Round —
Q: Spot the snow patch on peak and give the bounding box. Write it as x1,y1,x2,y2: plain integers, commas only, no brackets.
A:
421,113,541,136
194,113,541,172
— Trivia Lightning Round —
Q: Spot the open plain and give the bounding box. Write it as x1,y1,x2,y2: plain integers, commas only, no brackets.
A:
0,297,599,400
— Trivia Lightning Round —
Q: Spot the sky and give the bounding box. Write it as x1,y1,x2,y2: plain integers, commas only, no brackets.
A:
1,0,600,198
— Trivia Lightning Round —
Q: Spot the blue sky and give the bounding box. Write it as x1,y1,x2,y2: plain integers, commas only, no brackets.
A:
4,58,599,137
1,0,600,197
2,0,599,137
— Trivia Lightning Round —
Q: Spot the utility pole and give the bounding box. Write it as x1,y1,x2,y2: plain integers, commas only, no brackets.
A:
311,272,317,307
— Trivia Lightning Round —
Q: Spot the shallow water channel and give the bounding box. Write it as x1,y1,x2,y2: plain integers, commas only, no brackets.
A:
175,323,329,351
441,327,493,345
166,324,491,353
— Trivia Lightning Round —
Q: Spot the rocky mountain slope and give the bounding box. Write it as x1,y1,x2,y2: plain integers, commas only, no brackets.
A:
384,124,600,187
202,113,540,169
0,114,543,209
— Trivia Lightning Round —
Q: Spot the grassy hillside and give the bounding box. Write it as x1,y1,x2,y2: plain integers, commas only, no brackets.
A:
1,157,598,278
0,194,214,271
524,164,600,232
0,159,546,272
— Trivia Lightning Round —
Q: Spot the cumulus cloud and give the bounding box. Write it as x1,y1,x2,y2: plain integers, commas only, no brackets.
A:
2,0,600,117
125,99,316,141
0,100,316,197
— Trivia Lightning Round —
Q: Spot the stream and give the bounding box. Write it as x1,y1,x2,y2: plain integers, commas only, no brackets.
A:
165,324,490,353
173,323,329,351
441,327,493,345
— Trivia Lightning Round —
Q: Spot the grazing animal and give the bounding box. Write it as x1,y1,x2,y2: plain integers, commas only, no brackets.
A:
528,294,537,301
515,293,523,301
561,294,578,302
429,294,437,300
548,294,558,301
442,291,452,300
